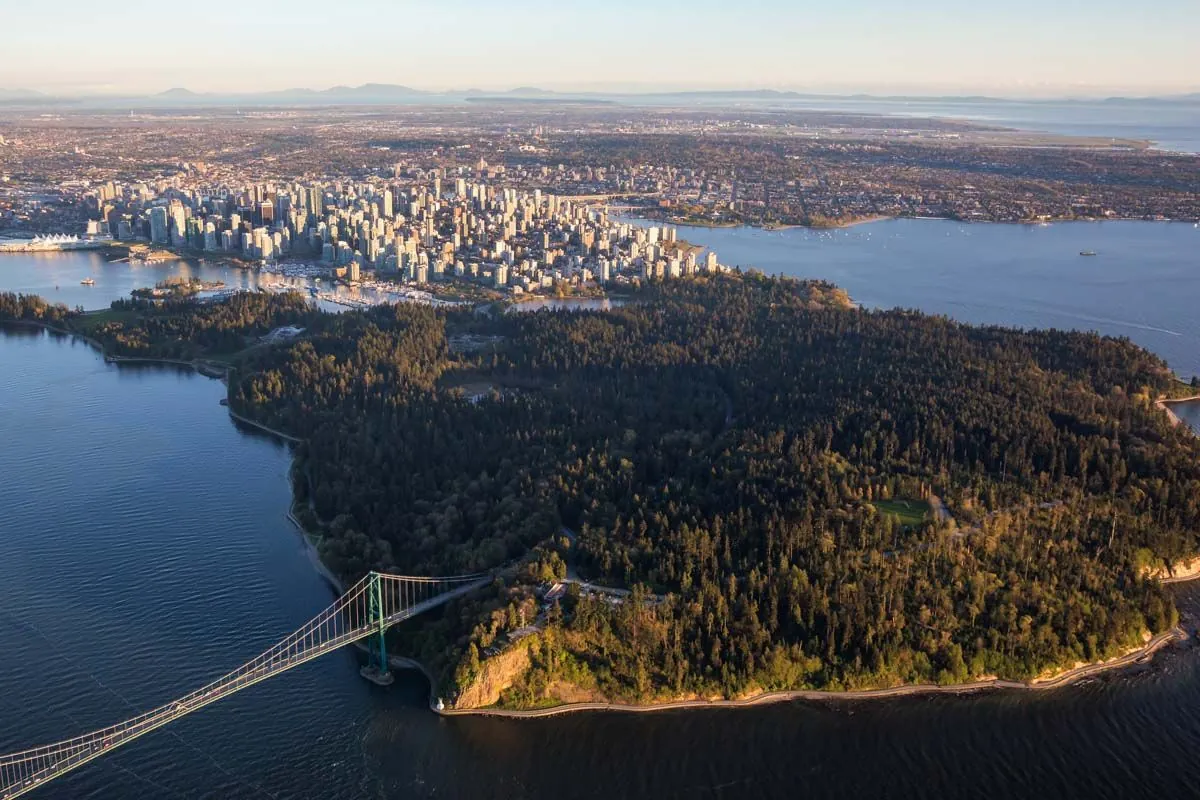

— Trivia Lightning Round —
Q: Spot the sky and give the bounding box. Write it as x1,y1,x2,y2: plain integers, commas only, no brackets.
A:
1,0,1197,97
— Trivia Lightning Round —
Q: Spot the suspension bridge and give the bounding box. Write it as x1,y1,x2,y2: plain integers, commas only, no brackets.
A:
0,571,489,799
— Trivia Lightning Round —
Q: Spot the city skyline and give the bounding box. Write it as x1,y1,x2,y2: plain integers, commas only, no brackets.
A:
2,0,1198,98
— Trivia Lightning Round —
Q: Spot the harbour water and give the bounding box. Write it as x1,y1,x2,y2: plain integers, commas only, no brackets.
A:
628,218,1200,379
0,250,444,315
4,222,1200,798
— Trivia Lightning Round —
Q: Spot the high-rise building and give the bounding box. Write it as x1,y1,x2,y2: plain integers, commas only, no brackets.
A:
169,205,187,247
149,207,169,244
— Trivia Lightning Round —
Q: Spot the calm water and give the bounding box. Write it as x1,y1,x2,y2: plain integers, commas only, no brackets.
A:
0,252,265,311
5,223,1200,799
633,218,1200,379
0,250,412,315
759,97,1200,153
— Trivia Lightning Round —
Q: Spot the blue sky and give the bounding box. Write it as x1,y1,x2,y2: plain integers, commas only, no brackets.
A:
2,0,1197,96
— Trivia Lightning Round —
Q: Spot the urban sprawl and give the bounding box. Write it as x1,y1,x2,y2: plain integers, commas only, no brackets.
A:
83,171,721,294
2,104,1198,302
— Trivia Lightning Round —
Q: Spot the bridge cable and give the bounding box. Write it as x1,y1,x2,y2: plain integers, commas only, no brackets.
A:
0,606,278,800
0,665,193,800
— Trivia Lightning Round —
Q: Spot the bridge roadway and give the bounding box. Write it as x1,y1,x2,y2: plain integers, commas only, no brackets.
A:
0,572,489,799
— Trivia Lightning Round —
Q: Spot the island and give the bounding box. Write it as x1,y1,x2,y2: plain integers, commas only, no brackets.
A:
4,271,1200,713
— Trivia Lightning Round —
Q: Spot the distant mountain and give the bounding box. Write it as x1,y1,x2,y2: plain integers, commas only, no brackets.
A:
138,83,427,106
156,87,200,98
1099,92,1200,105
317,83,424,98
507,86,557,96
14,84,1197,110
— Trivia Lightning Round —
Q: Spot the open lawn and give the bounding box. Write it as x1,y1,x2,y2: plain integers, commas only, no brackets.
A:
70,308,140,332
872,498,930,528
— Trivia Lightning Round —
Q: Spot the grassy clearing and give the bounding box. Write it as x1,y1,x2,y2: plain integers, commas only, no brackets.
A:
71,308,140,332
872,498,930,528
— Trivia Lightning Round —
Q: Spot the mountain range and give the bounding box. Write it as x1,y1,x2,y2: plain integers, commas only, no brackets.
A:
0,84,1197,107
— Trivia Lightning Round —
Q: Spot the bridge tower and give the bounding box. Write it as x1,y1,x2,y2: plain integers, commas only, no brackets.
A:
364,573,393,686
362,572,394,686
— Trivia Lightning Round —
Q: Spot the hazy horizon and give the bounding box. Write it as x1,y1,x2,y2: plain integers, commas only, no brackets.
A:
2,81,1198,102
2,0,1197,99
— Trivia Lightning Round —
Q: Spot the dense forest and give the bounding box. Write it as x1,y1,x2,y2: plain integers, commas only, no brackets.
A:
18,277,1200,705
0,292,76,324
93,292,318,359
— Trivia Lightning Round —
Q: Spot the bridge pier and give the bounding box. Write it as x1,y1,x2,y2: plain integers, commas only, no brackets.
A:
363,572,393,686
359,664,395,686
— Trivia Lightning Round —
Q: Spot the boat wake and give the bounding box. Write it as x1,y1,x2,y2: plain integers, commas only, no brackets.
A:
948,300,1185,338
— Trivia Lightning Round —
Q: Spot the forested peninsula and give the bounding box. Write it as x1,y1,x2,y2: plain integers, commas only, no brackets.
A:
5,275,1200,711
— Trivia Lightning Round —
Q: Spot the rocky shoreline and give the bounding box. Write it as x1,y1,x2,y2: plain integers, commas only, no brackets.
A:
436,622,1194,718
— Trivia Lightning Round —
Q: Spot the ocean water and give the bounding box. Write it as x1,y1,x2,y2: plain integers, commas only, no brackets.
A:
757,97,1200,153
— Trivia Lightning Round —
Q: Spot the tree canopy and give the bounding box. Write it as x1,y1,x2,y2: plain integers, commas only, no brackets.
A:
22,275,1199,704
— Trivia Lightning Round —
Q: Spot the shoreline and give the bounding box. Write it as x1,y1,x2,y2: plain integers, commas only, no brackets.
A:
438,622,1194,719
0,317,235,378
622,212,1200,234
11,314,1200,720
226,407,304,444
1156,394,1200,427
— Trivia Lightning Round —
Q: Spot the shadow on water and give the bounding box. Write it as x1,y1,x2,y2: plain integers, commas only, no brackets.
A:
0,321,48,341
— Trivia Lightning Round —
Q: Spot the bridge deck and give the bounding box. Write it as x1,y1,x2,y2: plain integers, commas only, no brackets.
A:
0,572,488,799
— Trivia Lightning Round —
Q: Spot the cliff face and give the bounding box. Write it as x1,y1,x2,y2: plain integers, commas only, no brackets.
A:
1147,555,1200,583
452,640,534,709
